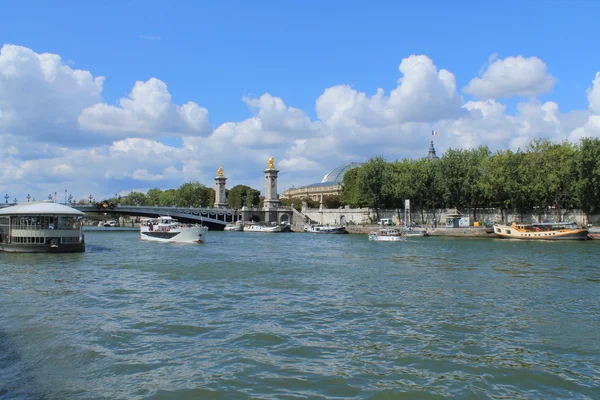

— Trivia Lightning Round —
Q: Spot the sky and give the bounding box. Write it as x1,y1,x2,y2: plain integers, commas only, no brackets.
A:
1,0,600,203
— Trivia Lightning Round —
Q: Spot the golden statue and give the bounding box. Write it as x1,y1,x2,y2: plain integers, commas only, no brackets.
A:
217,165,224,177
267,157,275,169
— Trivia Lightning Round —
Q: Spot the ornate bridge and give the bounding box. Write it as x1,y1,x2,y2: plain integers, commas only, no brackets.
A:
70,204,296,231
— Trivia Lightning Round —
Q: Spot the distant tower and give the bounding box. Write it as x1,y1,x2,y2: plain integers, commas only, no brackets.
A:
428,140,439,160
214,166,228,208
263,157,281,213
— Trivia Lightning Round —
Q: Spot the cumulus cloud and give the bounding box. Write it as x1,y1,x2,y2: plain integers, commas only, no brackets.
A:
2,44,600,201
79,78,212,137
464,55,556,99
316,55,464,127
587,72,600,114
0,44,104,144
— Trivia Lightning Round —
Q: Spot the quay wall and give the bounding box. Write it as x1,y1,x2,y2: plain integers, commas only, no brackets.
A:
301,207,599,227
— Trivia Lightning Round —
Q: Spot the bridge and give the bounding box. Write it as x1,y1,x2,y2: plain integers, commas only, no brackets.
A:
71,204,298,231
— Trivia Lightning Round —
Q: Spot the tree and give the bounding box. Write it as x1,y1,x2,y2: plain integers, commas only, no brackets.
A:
575,137,600,222
323,195,342,209
357,156,391,221
340,167,365,207
123,191,148,206
146,188,162,206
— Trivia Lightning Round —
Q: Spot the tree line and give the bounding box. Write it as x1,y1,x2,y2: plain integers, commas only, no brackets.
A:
101,183,263,209
340,138,600,224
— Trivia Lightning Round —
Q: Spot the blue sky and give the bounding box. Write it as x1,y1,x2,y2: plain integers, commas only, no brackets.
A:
1,0,599,201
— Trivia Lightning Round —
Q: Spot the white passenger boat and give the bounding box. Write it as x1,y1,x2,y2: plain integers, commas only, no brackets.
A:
224,221,244,231
368,228,406,242
493,221,588,240
243,222,290,232
98,220,119,227
140,216,208,243
304,224,348,234
0,201,86,253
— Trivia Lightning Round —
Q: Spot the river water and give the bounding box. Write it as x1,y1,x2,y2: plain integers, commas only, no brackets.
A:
1,230,599,399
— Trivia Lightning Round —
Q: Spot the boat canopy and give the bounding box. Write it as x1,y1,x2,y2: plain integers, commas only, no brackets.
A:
0,201,85,216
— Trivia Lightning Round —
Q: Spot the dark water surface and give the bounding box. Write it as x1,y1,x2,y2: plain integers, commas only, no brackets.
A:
1,231,599,399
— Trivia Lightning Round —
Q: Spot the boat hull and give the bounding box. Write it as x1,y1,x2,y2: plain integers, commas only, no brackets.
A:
368,234,406,242
0,242,85,253
588,233,600,240
493,224,588,240
304,225,348,234
140,227,206,243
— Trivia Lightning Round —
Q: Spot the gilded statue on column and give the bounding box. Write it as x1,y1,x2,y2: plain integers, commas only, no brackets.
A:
217,166,224,177
267,157,275,169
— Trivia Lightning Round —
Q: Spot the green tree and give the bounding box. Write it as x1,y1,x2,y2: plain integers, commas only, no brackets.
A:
146,188,162,206
575,137,600,222
358,156,391,221
123,191,148,206
322,195,342,209
340,167,365,207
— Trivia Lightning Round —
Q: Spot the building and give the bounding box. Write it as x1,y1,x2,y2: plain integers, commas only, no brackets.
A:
282,141,439,201
282,162,363,201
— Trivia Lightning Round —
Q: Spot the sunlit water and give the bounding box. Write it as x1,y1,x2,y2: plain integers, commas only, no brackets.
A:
1,230,599,399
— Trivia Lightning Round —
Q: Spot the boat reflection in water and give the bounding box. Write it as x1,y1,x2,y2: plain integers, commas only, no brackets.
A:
493,221,588,240
140,216,208,243
0,201,86,253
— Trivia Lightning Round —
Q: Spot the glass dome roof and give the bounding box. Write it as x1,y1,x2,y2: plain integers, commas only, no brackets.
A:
320,162,363,184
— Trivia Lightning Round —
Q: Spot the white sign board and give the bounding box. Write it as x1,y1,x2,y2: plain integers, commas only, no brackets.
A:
405,199,410,209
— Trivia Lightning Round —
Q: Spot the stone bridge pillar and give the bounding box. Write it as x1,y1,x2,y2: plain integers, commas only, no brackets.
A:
263,157,280,224
214,166,228,208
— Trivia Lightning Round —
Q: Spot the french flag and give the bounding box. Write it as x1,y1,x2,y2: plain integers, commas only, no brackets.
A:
432,130,438,136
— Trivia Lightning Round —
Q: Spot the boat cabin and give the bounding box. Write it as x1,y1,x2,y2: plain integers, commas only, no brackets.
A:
0,201,85,253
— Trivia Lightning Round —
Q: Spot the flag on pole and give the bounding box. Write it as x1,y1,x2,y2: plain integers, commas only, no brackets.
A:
431,130,438,136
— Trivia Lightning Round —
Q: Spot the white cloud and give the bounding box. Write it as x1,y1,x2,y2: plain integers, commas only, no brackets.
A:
2,44,600,201
78,78,212,137
0,44,104,144
316,55,464,127
464,55,556,99
587,72,600,114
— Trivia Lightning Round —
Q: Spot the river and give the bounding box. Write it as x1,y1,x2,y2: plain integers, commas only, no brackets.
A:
1,230,599,399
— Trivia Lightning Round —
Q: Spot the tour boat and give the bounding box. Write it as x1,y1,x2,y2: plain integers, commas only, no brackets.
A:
97,220,119,227
0,201,86,253
224,221,244,231
368,228,406,242
493,222,588,240
140,216,208,243
243,222,290,232
401,227,429,237
587,227,600,240
303,224,348,234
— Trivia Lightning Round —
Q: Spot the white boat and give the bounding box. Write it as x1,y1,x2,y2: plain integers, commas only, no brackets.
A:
140,216,208,243
493,221,588,240
243,222,290,232
0,201,86,253
304,224,348,234
401,227,429,237
368,228,406,242
224,221,244,231
98,220,119,227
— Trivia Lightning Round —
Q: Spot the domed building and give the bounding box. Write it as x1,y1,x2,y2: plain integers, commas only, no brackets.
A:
282,162,363,201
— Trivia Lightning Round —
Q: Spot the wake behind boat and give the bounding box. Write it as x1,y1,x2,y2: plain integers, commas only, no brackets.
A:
493,221,588,240
140,216,208,243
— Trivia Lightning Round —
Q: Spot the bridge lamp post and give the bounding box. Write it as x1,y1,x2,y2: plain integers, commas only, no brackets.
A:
27,194,31,202
13,198,17,204
64,190,67,204
54,192,57,204
68,194,73,204
4,194,9,204
48,194,52,201
88,194,93,204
